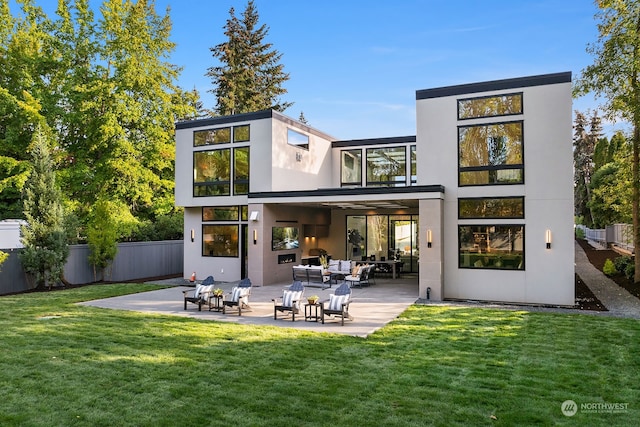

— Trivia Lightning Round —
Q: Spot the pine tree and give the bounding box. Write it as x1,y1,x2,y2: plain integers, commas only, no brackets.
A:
206,0,291,115
19,128,69,290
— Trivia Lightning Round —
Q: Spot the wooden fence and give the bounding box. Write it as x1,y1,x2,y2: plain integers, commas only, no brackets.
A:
0,240,183,295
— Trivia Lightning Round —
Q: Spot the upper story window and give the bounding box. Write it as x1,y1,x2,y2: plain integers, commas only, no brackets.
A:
233,147,249,195
287,128,309,150
410,145,417,185
366,147,407,187
341,149,362,186
193,149,231,196
194,127,231,146
458,93,523,120
233,125,250,142
458,121,523,186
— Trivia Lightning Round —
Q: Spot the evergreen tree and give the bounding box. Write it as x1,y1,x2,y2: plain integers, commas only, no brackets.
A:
19,128,69,290
574,0,640,281
573,110,598,226
206,0,291,115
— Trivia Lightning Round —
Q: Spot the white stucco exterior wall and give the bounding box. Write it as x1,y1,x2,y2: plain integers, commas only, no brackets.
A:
416,74,574,305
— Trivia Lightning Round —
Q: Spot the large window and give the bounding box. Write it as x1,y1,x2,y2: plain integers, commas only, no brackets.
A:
341,149,362,186
458,121,523,186
347,214,419,273
202,225,239,257
194,127,231,146
194,149,231,196
234,147,249,195
459,225,524,270
458,93,523,120
366,147,406,187
458,197,524,219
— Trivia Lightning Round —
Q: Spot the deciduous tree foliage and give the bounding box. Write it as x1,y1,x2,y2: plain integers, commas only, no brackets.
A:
574,0,640,282
206,0,291,115
0,0,196,239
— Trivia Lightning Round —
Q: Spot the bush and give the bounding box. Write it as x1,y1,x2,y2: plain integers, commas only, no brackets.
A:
575,227,585,239
624,262,635,281
613,255,633,273
603,259,617,276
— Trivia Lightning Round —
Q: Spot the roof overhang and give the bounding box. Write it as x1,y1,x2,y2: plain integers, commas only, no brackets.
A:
248,185,444,210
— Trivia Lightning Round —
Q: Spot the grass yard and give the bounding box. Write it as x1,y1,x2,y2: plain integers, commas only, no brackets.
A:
0,284,639,426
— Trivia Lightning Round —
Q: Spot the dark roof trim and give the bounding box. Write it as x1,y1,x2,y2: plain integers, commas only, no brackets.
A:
249,185,444,200
332,135,417,148
175,109,336,141
416,72,572,100
175,110,273,130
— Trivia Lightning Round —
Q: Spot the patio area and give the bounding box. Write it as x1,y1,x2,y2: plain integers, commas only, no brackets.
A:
79,275,420,337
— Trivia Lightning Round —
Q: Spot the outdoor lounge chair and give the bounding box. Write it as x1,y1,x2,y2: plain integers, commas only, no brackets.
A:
222,278,252,316
272,281,305,321
183,275,215,311
320,283,353,326
344,265,371,288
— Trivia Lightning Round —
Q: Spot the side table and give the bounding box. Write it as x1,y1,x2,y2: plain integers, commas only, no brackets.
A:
208,295,224,312
305,303,321,322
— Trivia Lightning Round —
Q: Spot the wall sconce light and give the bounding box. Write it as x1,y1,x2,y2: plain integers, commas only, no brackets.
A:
190,229,195,242
253,229,258,245
427,229,432,248
545,229,552,249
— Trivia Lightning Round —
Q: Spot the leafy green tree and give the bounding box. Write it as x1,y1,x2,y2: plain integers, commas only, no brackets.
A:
86,200,118,281
574,0,640,282
19,128,69,290
206,0,291,115
0,250,8,271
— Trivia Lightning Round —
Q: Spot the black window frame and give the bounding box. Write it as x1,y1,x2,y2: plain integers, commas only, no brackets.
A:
193,127,231,146
458,120,524,187
341,149,362,187
457,92,523,120
202,224,239,257
458,224,525,270
233,125,250,142
458,196,525,219
193,149,231,197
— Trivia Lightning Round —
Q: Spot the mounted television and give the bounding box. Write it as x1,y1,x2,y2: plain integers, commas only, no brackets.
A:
272,226,299,251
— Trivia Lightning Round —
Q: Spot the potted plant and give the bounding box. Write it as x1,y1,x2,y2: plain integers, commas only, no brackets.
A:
307,295,319,305
319,254,329,269
213,288,224,297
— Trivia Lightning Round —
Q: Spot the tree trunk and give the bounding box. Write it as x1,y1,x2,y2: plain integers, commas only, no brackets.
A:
634,122,640,283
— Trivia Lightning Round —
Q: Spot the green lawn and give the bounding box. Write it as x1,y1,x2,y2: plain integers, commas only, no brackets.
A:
1,284,639,426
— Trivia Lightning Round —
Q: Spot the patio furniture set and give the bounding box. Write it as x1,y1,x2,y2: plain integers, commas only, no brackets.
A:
182,277,353,326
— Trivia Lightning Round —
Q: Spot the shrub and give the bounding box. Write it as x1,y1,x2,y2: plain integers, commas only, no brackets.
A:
624,262,635,281
613,256,632,273
575,227,585,239
603,259,617,276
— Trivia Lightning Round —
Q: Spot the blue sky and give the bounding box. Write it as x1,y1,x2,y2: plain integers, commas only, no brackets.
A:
163,0,618,139
14,0,622,139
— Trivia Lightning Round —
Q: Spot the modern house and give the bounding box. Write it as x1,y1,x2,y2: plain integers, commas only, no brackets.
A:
175,72,574,306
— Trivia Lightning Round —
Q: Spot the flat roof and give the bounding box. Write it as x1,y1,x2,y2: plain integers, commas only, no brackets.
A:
416,71,572,100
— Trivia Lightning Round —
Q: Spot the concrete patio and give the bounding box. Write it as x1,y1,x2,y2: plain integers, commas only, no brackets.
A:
79,275,420,338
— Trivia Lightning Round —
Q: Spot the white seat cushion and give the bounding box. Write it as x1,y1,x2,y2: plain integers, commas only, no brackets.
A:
282,290,303,308
328,293,349,311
